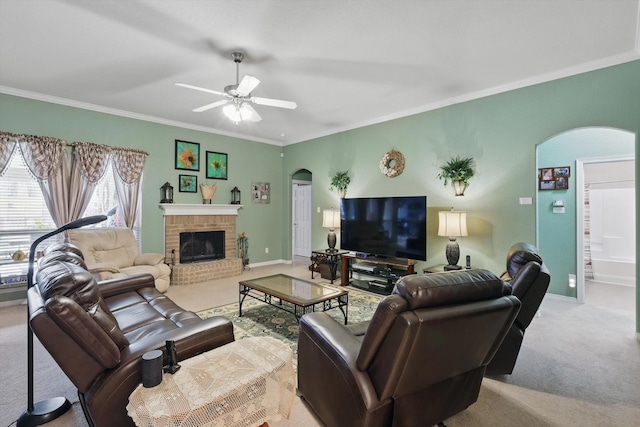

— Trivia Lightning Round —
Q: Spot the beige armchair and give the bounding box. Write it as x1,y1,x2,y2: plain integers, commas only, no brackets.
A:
67,227,171,292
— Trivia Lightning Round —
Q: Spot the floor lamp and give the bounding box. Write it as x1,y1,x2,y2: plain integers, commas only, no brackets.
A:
18,215,107,427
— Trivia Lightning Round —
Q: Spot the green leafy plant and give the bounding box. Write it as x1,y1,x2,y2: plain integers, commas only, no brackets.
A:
329,171,351,196
437,156,475,187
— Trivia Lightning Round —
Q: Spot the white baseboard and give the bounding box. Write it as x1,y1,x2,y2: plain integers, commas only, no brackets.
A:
247,259,291,269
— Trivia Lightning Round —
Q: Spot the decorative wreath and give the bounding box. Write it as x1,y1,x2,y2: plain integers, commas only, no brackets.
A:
379,150,405,178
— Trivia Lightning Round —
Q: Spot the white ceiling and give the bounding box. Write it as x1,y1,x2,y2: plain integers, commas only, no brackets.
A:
1,0,639,146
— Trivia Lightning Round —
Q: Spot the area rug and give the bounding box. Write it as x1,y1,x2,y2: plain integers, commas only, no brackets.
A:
197,285,382,366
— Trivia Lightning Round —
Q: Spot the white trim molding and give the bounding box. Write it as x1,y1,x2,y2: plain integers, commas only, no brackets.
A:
159,203,243,216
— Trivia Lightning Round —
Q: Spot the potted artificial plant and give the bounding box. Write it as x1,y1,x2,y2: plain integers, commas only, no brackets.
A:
329,171,351,198
437,156,475,196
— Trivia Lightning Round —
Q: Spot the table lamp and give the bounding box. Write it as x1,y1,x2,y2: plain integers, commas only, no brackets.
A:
438,208,467,270
322,209,341,252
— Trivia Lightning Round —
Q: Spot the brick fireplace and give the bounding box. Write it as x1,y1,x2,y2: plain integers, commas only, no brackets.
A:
160,204,243,286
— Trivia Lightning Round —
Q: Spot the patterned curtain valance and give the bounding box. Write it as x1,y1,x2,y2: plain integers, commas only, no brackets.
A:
0,132,67,181
0,132,19,176
73,141,112,183
111,147,148,184
19,137,67,181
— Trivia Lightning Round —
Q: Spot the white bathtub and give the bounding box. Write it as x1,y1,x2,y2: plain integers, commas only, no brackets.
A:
591,258,636,287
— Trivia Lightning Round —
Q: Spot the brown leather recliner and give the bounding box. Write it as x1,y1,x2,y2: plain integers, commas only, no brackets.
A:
485,242,551,375
27,243,235,427
297,269,521,427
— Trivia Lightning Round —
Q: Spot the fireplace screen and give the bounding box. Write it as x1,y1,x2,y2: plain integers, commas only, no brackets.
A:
179,231,225,264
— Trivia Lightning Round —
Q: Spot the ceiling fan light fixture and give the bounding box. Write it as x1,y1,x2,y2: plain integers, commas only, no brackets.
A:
223,104,241,122
223,103,253,123
238,104,253,121
178,51,295,122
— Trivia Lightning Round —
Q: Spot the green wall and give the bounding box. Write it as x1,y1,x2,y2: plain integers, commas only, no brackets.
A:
1,60,639,333
0,94,285,264
538,128,634,297
281,60,640,333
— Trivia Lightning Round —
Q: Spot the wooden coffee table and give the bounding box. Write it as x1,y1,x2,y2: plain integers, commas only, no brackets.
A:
239,274,349,324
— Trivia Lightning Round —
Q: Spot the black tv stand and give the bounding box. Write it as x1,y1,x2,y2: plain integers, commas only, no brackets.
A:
341,254,415,296
356,252,389,260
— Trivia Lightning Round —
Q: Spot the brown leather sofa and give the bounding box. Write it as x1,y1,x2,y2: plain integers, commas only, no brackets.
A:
297,269,521,427
485,242,551,375
27,243,234,427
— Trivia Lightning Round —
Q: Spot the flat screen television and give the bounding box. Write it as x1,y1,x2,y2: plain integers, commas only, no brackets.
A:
340,196,427,261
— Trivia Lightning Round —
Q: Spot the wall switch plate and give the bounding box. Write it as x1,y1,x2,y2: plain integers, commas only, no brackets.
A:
265,247,269,254
519,197,532,205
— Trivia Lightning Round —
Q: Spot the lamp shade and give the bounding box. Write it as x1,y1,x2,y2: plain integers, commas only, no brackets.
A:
438,210,468,237
322,209,341,229
223,103,253,122
322,209,340,252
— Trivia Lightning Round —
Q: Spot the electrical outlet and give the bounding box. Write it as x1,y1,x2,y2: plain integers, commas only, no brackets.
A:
265,247,269,254
568,274,576,288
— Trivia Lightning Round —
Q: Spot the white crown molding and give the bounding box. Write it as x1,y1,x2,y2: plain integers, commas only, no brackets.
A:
159,203,242,216
636,1,640,54
283,51,640,145
2,49,638,148
0,86,283,146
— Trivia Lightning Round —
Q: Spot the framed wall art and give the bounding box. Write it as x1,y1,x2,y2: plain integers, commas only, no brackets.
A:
556,176,569,190
539,180,556,191
252,182,270,204
553,166,570,177
178,174,198,193
539,168,553,181
538,166,570,191
175,140,200,171
206,151,228,180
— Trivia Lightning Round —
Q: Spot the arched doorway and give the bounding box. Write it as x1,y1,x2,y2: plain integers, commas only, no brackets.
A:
291,169,312,260
536,127,635,310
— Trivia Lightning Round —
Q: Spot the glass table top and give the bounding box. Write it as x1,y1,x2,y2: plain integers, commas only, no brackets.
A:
239,274,347,305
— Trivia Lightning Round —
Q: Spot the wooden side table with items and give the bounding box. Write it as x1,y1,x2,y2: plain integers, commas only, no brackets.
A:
422,264,449,273
423,262,472,274
310,249,348,284
127,336,295,427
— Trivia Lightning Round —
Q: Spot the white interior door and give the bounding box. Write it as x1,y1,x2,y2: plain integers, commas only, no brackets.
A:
293,183,312,257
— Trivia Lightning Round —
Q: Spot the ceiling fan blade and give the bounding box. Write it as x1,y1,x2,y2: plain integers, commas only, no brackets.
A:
236,75,260,96
175,82,225,96
251,97,297,109
243,104,262,122
192,99,228,112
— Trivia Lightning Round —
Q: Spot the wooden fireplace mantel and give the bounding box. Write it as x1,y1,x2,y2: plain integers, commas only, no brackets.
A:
159,203,243,216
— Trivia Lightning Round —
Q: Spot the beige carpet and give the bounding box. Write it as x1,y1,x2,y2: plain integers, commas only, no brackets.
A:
1,261,638,427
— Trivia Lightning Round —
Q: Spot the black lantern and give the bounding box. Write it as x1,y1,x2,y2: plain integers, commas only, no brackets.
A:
231,186,241,205
160,182,174,204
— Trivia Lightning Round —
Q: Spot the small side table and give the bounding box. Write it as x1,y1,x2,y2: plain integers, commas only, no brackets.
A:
127,336,295,427
310,249,348,284
423,264,472,273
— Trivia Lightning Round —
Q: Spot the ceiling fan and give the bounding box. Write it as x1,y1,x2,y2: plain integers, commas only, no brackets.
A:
175,52,297,123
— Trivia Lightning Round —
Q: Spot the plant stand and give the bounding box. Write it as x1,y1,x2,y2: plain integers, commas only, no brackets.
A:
237,236,250,271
